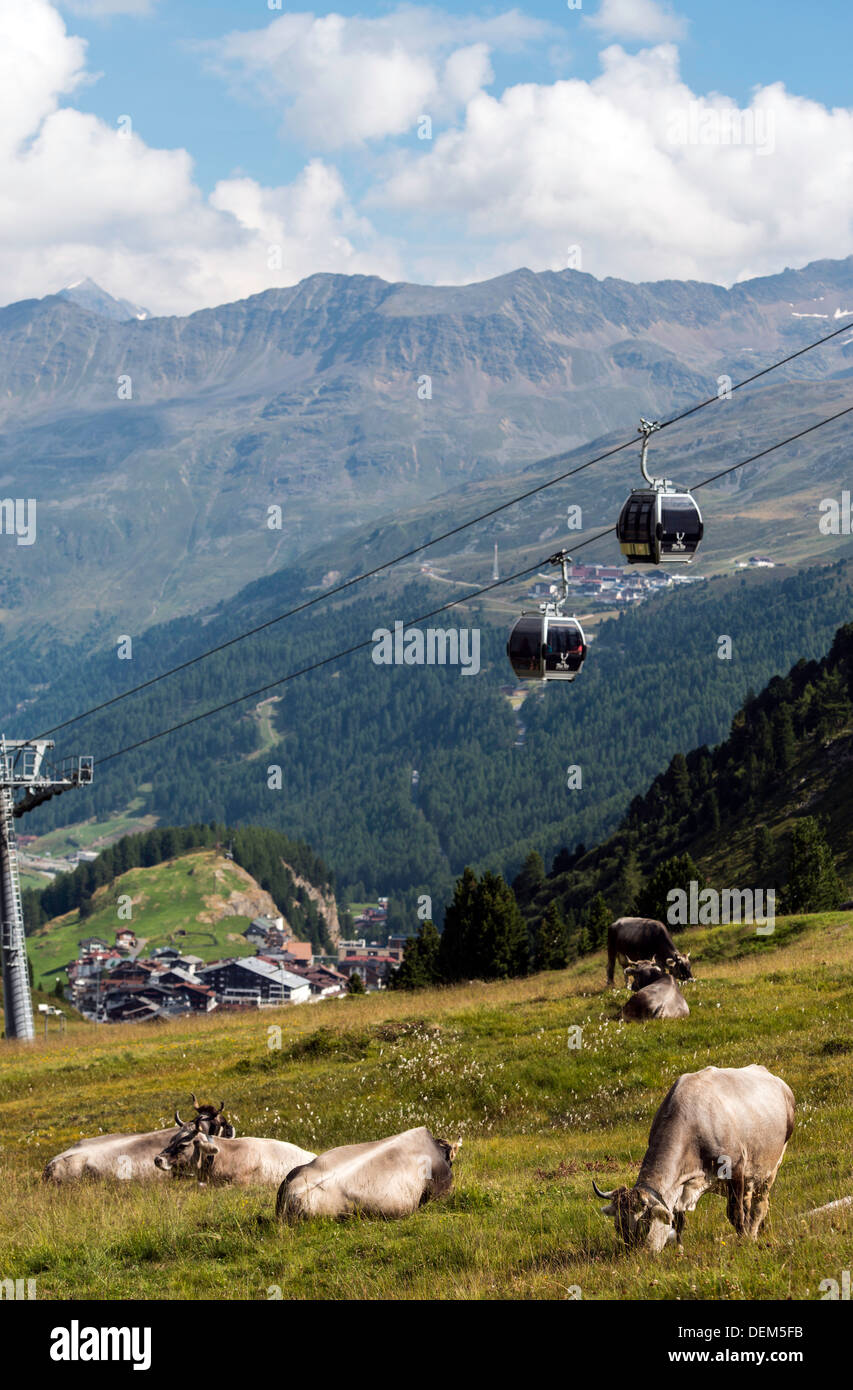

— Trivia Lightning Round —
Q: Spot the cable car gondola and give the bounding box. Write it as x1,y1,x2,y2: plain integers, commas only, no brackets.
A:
616,419,703,565
506,550,587,682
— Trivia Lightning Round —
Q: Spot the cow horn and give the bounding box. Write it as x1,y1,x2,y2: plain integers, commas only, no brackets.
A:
174,1110,184,1125
592,1179,617,1200
190,1093,200,1109
216,1101,225,1116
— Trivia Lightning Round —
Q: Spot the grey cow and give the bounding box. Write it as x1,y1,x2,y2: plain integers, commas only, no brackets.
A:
276,1126,461,1221
621,966,690,1021
593,1064,795,1251
156,1129,317,1186
43,1097,234,1183
607,917,692,986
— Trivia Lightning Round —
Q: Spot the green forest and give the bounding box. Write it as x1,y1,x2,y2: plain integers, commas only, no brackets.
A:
8,552,853,919
395,621,853,988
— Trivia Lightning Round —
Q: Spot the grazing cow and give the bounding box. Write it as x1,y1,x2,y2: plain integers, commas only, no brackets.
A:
42,1097,234,1184
276,1127,461,1221
592,1064,795,1252
155,1127,315,1185
621,973,689,1022
607,917,692,986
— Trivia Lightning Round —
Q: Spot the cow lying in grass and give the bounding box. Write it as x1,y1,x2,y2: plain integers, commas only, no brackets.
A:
621,961,689,1021
43,1097,233,1183
276,1127,461,1221
154,1123,315,1186
593,1064,795,1252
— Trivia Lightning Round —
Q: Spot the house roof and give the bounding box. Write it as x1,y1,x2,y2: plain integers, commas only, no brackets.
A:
156,967,198,984
199,957,308,990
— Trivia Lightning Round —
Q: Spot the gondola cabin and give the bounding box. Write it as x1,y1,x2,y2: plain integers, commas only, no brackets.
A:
617,486,703,565
507,613,586,682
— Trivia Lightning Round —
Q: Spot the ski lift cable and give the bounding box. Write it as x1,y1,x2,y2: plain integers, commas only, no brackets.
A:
33,319,853,742
96,395,853,767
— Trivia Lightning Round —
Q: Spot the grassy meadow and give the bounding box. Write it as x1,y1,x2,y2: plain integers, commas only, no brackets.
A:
1,910,851,1301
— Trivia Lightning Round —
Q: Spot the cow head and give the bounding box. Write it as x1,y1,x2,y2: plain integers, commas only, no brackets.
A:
623,959,664,992
434,1137,463,1165
592,1180,675,1252
153,1097,232,1173
190,1095,234,1138
666,952,693,982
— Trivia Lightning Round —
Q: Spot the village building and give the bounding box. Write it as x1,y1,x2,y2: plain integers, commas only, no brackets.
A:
196,957,311,1007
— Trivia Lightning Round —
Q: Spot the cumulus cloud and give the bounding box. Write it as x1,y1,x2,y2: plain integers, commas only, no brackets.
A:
377,43,853,287
0,0,399,314
1,1,851,314
587,0,687,43
201,7,557,148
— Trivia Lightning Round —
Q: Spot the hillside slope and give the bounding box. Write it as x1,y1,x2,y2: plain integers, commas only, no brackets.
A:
10,557,853,913
0,908,850,1300
535,622,853,926
21,843,338,991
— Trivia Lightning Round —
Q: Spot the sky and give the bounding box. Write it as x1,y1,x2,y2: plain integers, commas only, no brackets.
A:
1,0,851,315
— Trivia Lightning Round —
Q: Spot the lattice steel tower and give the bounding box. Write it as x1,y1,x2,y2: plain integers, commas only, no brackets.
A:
1,738,93,1041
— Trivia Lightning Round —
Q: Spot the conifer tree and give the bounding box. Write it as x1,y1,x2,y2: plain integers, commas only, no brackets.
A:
534,901,570,970
783,818,845,912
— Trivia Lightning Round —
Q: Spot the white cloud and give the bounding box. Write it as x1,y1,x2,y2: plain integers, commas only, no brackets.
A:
1,1,851,316
202,7,556,149
587,0,687,42
377,43,853,288
0,0,400,315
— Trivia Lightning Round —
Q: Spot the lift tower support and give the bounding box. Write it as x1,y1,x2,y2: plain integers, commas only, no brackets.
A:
1,738,93,1041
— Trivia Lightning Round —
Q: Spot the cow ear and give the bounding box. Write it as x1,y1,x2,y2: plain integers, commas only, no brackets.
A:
599,1202,617,1216
650,1202,670,1222
449,1139,463,1161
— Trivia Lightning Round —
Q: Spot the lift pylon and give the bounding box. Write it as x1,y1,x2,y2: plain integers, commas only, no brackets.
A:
1,738,93,1041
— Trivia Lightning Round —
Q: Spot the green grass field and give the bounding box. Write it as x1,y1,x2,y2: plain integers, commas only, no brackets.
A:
22,786,157,861
1,909,851,1300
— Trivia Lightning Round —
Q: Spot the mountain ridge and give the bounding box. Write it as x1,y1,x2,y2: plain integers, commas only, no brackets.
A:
1,254,851,646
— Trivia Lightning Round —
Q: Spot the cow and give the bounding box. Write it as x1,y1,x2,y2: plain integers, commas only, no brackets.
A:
150,1099,234,1173
592,1064,795,1252
42,1097,234,1184
621,972,689,1022
190,1096,235,1139
276,1127,461,1222
623,959,665,992
155,1126,316,1185
607,917,692,986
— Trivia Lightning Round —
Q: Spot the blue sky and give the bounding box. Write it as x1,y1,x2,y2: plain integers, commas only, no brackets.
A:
2,0,851,313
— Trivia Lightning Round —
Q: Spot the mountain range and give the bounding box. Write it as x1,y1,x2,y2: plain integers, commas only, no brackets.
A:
1,256,852,646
